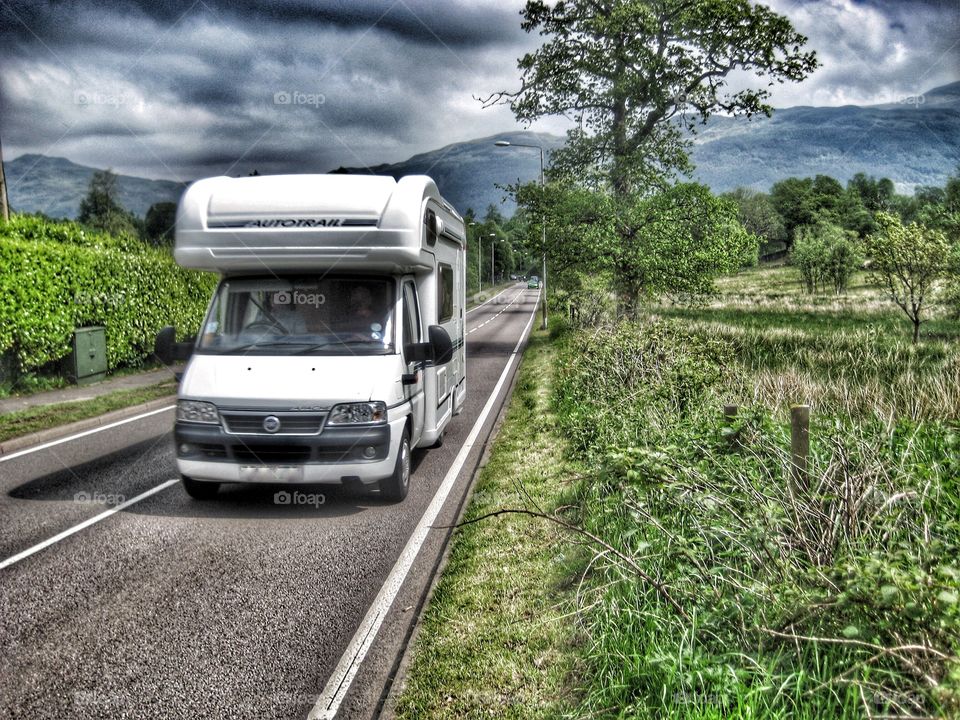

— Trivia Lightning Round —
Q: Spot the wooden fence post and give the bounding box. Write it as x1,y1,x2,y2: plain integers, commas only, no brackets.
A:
723,404,738,424
791,404,810,493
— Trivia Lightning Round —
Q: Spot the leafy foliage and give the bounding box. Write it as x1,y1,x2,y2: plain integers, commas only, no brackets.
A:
144,201,177,246
485,0,817,195
0,214,215,372
791,222,863,294
865,212,951,343
616,184,757,307
77,169,141,238
551,318,960,719
722,187,787,250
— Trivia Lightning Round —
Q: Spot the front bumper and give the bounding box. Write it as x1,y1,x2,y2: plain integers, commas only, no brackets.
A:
174,415,405,485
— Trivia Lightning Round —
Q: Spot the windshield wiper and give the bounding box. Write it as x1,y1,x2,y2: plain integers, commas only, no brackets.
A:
291,340,389,354
207,339,314,354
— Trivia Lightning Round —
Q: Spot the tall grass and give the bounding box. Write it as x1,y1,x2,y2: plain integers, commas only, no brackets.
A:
551,311,960,719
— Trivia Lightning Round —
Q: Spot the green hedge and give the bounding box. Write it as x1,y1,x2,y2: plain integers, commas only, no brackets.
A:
0,215,217,372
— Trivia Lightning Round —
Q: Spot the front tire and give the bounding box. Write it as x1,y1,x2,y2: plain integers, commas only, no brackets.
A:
182,475,220,500
379,429,410,502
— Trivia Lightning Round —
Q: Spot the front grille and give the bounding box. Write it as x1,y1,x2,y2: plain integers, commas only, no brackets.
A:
221,411,326,436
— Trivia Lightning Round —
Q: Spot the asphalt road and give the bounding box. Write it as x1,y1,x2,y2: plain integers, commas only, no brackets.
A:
0,284,540,720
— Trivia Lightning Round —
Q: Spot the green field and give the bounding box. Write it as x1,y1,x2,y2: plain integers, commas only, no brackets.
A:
397,263,960,719
656,266,960,421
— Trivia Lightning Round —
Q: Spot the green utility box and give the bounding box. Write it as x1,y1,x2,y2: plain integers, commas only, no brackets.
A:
69,326,108,385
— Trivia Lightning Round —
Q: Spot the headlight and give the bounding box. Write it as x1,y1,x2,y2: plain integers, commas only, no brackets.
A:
327,401,387,425
176,400,220,424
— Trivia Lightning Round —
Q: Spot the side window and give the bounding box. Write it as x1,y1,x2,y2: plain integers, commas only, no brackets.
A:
402,282,421,355
438,263,453,323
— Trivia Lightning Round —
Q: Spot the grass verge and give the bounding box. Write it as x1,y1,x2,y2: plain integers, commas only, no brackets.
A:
0,381,176,443
392,328,582,719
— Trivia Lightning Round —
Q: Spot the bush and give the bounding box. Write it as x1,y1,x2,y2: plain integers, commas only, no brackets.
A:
553,318,732,453
0,215,216,373
791,222,863,294
552,320,960,718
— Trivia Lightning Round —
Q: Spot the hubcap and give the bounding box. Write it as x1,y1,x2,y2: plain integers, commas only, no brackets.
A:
400,441,410,489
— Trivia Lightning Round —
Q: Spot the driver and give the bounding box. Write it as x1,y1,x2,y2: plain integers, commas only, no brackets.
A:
337,285,385,341
266,292,305,334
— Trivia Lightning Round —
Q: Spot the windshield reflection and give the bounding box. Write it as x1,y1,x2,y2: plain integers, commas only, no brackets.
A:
196,276,395,356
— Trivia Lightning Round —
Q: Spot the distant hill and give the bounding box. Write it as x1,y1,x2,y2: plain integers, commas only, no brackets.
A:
333,131,567,216
4,82,957,219
328,83,960,202
3,154,185,220
687,81,960,193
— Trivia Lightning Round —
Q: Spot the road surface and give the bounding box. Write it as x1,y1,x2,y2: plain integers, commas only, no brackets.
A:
0,284,539,720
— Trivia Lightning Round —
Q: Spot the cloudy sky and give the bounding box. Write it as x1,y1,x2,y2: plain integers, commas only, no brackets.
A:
1,0,957,182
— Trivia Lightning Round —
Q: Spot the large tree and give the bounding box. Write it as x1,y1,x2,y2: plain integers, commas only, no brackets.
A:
77,169,138,238
484,0,818,196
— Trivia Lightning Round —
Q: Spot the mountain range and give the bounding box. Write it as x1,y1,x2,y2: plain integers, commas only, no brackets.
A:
4,82,958,220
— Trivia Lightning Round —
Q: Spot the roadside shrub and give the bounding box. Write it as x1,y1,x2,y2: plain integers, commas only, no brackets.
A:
0,215,216,372
553,318,732,454
551,319,960,718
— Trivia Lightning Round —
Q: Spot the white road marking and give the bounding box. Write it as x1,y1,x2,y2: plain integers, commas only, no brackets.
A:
464,285,513,315
0,478,181,571
308,291,540,720
466,288,527,335
0,405,176,464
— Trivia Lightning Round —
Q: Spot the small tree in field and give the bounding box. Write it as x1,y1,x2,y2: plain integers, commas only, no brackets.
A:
792,222,862,295
865,212,950,343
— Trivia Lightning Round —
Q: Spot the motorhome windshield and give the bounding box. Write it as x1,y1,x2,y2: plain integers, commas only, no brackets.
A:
196,276,395,356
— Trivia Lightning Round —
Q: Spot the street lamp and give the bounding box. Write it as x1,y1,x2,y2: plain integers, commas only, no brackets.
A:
489,233,497,286
494,139,547,329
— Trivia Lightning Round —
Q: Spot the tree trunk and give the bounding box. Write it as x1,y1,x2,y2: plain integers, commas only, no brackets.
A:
912,318,920,344
0,135,9,223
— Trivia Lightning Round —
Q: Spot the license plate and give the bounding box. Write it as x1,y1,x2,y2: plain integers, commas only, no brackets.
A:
239,465,304,483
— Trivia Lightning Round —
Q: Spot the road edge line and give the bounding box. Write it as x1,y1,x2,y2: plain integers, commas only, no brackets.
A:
308,292,540,720
378,305,539,718
465,285,512,314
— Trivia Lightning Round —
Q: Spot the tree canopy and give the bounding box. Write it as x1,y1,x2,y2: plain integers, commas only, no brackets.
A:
77,169,138,238
485,0,818,195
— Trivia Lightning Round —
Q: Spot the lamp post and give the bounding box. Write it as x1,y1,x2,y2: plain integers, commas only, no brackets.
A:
494,140,547,329
489,233,497,286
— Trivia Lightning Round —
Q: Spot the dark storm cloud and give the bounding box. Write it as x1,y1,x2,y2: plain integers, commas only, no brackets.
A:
0,0,534,181
0,0,956,182
0,0,525,50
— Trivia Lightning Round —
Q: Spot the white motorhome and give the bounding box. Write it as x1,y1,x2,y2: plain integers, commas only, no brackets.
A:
157,174,466,502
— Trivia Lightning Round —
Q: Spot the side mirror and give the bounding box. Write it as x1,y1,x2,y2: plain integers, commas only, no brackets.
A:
428,325,454,365
154,326,176,364
154,326,195,365
405,342,434,364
